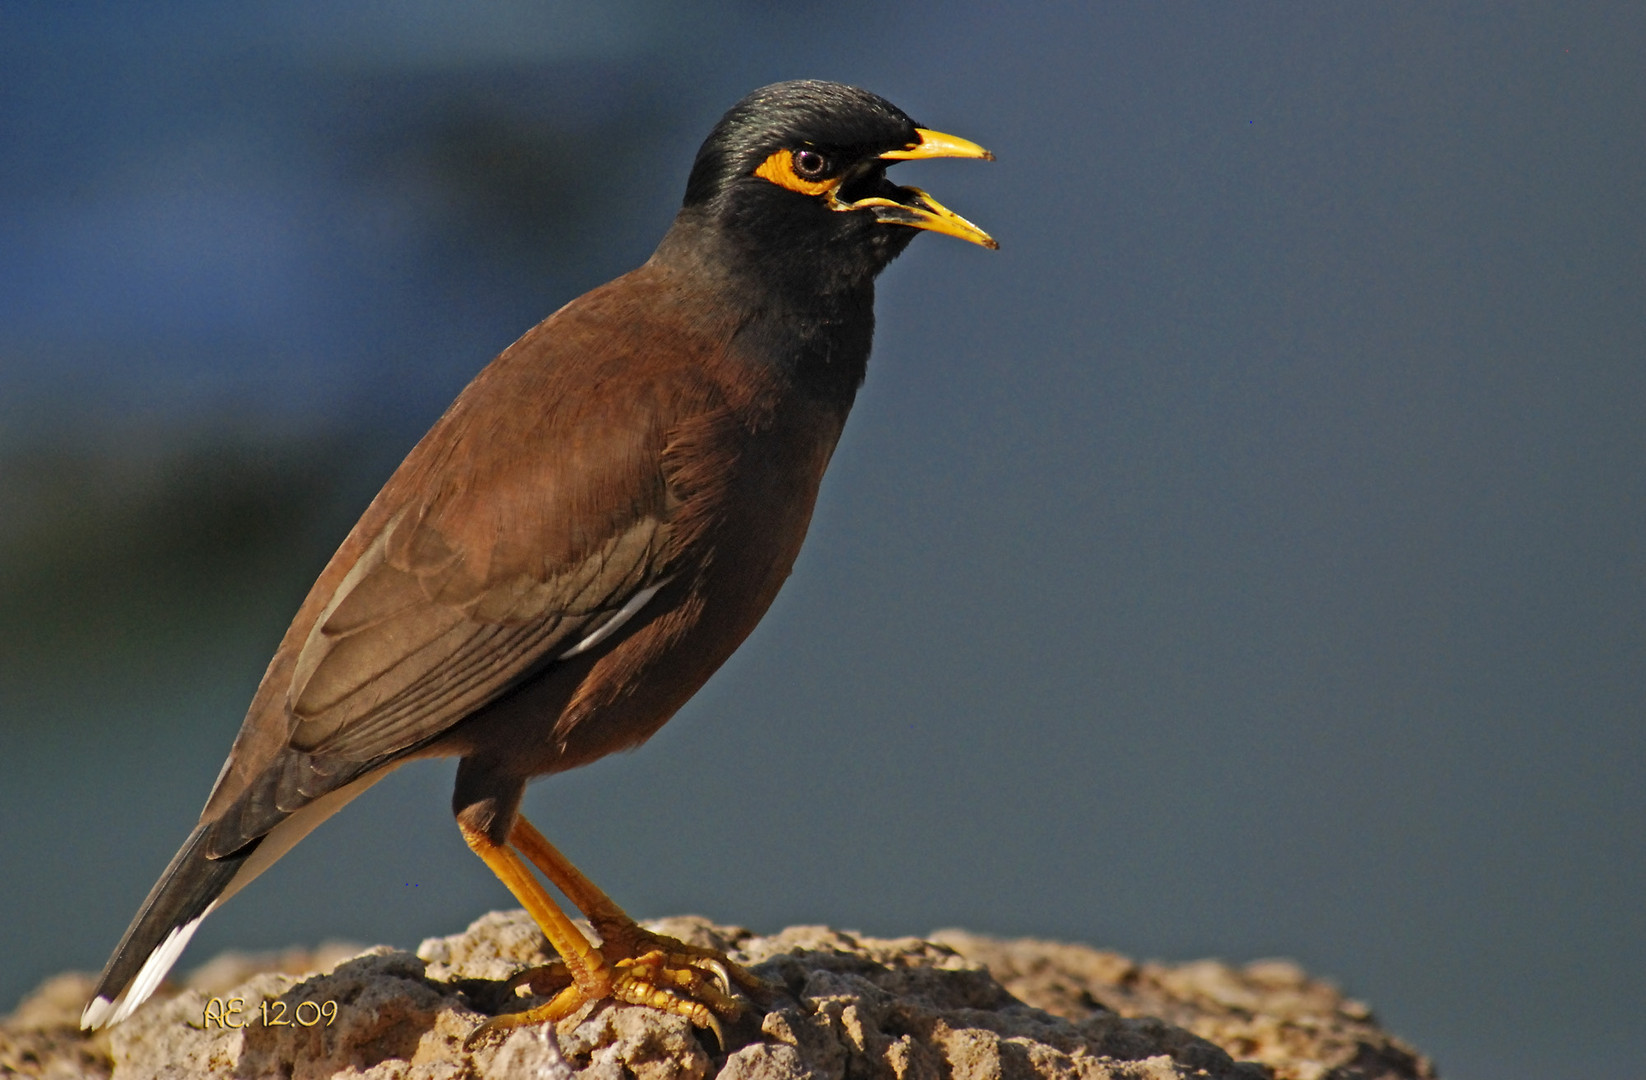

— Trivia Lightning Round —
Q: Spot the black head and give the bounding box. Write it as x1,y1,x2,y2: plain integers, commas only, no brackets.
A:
675,81,995,294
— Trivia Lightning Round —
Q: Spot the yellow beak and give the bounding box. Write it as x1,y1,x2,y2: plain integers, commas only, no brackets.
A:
878,127,996,162
845,187,998,249
840,127,997,248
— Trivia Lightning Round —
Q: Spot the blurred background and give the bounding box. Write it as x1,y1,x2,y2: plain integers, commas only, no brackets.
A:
2,4,1641,1078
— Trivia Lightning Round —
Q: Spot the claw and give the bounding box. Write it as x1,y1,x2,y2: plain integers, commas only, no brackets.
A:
463,983,587,1051
463,1015,511,1052
504,961,572,999
692,957,733,996
701,1010,726,1052
463,1011,527,1051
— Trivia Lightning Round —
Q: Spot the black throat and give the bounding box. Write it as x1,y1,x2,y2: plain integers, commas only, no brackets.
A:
655,208,894,409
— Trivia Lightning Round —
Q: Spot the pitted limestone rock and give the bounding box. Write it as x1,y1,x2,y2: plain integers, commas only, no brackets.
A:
1,914,1431,1080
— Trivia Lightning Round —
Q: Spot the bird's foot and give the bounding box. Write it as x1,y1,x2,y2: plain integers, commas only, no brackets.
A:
464,925,754,1051
597,919,763,999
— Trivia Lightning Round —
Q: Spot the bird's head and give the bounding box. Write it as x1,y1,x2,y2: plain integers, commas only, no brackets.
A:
679,80,996,290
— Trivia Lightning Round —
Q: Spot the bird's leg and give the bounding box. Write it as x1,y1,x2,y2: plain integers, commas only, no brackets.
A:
457,820,612,1046
457,817,748,1049
507,816,755,1025
510,815,762,998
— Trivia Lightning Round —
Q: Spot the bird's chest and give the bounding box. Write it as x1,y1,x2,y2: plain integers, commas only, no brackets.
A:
677,399,847,603
661,391,849,619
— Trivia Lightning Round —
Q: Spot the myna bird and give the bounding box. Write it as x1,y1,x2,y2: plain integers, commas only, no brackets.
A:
82,80,995,1042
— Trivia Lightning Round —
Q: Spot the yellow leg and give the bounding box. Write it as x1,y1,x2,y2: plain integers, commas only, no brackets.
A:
510,816,761,996
459,820,611,998
508,816,629,934
459,815,752,1049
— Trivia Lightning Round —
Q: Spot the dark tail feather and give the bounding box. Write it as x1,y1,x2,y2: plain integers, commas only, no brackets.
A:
81,824,257,1029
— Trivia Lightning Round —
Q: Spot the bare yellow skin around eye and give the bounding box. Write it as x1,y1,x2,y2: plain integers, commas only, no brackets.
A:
753,149,836,197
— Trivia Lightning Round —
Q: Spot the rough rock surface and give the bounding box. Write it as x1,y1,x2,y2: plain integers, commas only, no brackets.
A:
1,913,1434,1080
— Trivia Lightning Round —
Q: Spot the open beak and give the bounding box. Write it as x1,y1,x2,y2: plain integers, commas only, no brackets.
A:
833,127,998,249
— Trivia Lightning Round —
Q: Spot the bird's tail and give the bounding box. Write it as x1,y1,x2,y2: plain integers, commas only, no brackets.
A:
80,824,253,1029
81,765,390,1029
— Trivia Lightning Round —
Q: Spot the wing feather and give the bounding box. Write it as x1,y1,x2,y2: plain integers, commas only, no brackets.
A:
285,512,665,760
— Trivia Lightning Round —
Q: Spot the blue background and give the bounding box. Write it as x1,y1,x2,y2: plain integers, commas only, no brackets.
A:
2,5,1642,1078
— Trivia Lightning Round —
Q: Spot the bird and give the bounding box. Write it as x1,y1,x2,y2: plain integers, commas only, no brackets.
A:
82,79,995,1044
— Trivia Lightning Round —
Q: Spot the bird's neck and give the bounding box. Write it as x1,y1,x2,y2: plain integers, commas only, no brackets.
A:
655,209,882,300
651,215,879,409
736,288,876,411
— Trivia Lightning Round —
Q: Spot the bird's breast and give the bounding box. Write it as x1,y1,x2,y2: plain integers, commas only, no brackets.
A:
667,381,848,616
516,395,848,775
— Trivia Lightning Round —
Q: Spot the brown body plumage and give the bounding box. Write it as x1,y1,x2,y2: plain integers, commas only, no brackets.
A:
85,79,994,1039
208,241,852,841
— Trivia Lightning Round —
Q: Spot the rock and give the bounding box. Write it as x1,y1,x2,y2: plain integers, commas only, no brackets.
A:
0,914,1434,1080
928,932,1435,1080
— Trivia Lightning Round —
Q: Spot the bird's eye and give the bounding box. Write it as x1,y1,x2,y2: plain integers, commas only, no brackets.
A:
791,149,830,179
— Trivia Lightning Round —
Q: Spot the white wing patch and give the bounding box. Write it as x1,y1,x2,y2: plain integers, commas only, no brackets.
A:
558,580,668,659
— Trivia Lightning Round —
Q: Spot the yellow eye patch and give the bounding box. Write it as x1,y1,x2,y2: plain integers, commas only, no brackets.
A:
754,149,837,197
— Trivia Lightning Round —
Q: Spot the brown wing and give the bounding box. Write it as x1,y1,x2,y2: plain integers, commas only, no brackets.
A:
279,349,682,763
198,268,730,825
283,504,666,760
